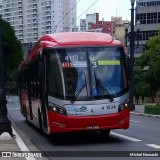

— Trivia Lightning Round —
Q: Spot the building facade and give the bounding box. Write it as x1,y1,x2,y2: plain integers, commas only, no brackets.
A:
80,13,113,35
0,0,77,44
111,17,127,44
80,13,99,31
90,20,113,35
134,0,160,57
80,19,86,31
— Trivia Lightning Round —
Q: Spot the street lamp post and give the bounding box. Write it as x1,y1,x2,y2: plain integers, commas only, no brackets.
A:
124,1,141,111
130,0,136,111
0,17,13,137
124,20,141,48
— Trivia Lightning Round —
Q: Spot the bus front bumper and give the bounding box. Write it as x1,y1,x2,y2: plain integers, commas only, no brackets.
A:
48,108,130,134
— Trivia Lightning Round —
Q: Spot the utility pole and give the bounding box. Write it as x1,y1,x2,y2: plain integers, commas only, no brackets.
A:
0,16,13,137
129,0,135,111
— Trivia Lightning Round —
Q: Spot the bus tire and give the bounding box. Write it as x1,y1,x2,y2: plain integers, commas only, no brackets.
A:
25,113,31,125
38,109,50,138
99,129,111,136
38,109,43,132
25,113,28,122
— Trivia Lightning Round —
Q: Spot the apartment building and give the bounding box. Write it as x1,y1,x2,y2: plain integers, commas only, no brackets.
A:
111,17,127,44
90,19,113,35
80,13,113,35
0,0,77,44
80,19,86,31
80,13,99,31
135,0,160,56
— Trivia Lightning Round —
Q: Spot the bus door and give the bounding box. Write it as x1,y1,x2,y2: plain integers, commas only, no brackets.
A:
27,67,33,120
29,60,42,124
38,55,48,132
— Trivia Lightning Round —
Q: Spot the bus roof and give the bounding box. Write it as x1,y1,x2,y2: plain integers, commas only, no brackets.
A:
19,32,123,70
39,32,121,46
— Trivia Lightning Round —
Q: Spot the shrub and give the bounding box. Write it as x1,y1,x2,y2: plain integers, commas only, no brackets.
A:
145,105,160,115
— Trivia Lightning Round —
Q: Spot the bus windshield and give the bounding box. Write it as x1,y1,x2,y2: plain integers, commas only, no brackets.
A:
47,47,128,100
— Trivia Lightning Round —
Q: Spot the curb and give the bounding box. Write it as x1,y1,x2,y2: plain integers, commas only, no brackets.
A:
0,132,15,141
130,112,160,119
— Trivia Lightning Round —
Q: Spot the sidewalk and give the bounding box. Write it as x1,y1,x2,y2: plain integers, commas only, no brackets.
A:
0,97,47,160
0,132,27,160
0,126,46,160
0,96,160,160
0,125,47,160
131,104,160,119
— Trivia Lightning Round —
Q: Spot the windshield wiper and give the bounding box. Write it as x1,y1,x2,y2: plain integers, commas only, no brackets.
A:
70,73,88,104
93,71,114,101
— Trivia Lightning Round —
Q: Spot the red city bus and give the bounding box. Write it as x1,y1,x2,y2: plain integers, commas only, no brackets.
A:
18,32,130,136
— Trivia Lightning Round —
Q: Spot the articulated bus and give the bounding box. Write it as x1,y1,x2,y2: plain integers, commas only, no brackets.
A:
18,32,130,136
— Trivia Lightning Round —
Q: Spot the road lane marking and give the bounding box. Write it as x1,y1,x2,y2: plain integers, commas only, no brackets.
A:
13,128,36,160
146,144,160,149
130,120,141,123
111,132,142,142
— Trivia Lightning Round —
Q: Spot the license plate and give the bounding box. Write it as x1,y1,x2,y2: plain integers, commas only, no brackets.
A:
86,126,100,130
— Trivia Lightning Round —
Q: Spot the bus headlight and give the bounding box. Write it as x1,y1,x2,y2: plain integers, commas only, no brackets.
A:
49,105,67,116
118,101,129,112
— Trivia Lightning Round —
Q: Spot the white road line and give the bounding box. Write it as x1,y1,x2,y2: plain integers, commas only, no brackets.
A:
111,132,142,142
146,144,160,149
130,120,141,123
13,128,36,160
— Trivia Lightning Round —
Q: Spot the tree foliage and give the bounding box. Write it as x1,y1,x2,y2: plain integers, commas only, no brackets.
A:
134,32,160,98
0,18,23,81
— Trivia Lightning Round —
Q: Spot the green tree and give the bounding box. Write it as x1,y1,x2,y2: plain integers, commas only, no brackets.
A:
0,18,23,81
134,32,160,101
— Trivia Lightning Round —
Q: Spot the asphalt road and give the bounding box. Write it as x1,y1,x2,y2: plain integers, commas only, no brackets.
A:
6,96,160,160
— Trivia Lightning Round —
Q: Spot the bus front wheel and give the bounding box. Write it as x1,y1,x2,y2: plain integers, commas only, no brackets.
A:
38,109,43,131
38,109,50,138
25,113,31,125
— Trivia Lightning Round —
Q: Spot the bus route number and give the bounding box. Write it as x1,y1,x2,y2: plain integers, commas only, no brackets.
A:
65,55,78,62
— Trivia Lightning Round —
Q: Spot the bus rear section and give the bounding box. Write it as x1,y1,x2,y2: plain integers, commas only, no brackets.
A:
18,32,130,136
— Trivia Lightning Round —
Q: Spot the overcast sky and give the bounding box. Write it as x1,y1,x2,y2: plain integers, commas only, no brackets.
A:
76,0,132,23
